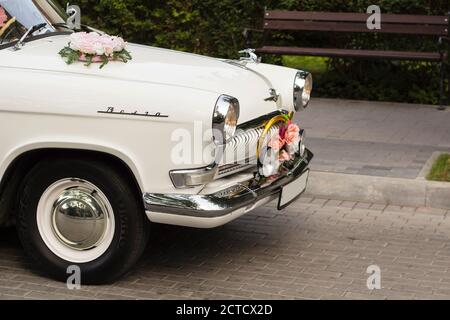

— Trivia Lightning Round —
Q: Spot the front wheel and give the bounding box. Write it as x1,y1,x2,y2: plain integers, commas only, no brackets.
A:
17,157,149,284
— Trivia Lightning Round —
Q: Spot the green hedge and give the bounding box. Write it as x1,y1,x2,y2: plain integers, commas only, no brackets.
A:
61,0,264,57
60,0,450,105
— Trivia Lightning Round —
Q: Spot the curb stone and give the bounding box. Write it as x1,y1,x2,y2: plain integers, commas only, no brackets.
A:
305,171,450,210
417,151,446,180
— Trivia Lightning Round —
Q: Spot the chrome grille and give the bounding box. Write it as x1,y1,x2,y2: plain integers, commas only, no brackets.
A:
218,123,281,177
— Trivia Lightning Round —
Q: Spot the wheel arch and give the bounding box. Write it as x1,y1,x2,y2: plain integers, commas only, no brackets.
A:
0,145,144,227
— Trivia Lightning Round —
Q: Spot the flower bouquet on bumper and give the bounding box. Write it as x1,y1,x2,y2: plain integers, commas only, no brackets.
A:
59,32,132,68
257,114,305,182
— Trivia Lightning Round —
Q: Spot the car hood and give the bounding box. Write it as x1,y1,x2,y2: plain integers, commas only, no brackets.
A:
0,34,286,122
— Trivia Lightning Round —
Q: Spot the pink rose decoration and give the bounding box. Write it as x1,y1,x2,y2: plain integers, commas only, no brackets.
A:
285,122,300,145
279,150,291,163
60,32,131,68
69,32,127,57
0,7,7,27
268,133,285,151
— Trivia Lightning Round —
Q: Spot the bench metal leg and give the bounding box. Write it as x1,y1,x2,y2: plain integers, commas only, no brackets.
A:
438,59,446,110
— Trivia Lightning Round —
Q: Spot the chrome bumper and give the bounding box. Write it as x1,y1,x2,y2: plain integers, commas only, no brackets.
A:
143,149,313,218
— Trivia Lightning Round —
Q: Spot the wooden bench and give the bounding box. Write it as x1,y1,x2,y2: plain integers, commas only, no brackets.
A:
244,10,450,110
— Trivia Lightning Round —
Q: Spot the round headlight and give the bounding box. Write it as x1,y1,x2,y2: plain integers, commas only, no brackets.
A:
293,71,313,111
212,95,240,145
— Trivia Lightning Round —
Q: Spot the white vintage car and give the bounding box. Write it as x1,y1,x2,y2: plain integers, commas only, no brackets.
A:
0,0,313,283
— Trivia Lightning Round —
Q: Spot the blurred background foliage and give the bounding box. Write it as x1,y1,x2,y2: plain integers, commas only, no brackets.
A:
59,0,449,105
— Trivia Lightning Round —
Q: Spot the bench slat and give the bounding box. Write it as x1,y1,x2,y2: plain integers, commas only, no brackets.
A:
256,46,445,61
264,20,448,36
265,11,449,25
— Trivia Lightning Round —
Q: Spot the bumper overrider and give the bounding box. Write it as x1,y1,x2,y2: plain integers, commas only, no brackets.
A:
143,148,313,228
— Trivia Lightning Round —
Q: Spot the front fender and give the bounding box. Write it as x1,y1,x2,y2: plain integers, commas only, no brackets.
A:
0,140,145,191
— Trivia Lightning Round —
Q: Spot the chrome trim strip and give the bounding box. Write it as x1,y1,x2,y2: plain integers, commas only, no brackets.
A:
222,59,275,90
218,162,255,177
144,149,313,218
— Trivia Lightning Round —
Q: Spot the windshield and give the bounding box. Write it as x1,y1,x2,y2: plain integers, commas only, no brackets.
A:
0,0,68,46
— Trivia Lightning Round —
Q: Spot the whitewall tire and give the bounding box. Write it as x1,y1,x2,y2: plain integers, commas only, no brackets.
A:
17,156,149,284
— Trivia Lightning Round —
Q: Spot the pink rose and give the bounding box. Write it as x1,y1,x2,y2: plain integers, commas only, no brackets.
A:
279,150,291,163
268,133,285,151
110,36,126,52
0,7,8,27
102,38,115,56
69,32,98,55
284,122,300,146
99,36,122,56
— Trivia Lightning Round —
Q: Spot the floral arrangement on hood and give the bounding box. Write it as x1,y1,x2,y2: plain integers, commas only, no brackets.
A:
59,32,132,68
0,7,8,27
258,117,302,178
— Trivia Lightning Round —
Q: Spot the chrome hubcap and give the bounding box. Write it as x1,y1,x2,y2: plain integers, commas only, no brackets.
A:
37,178,115,263
51,187,109,251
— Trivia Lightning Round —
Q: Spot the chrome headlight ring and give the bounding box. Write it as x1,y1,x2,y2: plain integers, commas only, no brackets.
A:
293,71,313,111
212,95,240,145
299,129,306,158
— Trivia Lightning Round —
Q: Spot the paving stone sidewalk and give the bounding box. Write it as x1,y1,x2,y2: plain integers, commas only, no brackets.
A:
296,99,450,179
1,197,450,300
1,98,449,300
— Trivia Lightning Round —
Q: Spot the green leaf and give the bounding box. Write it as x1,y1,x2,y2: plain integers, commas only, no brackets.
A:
100,55,109,69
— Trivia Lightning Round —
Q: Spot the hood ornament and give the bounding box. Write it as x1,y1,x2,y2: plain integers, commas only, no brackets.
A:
264,89,280,102
239,49,260,63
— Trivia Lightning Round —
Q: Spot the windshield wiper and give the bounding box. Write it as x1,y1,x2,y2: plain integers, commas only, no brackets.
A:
51,23,76,31
52,23,102,34
12,23,48,51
